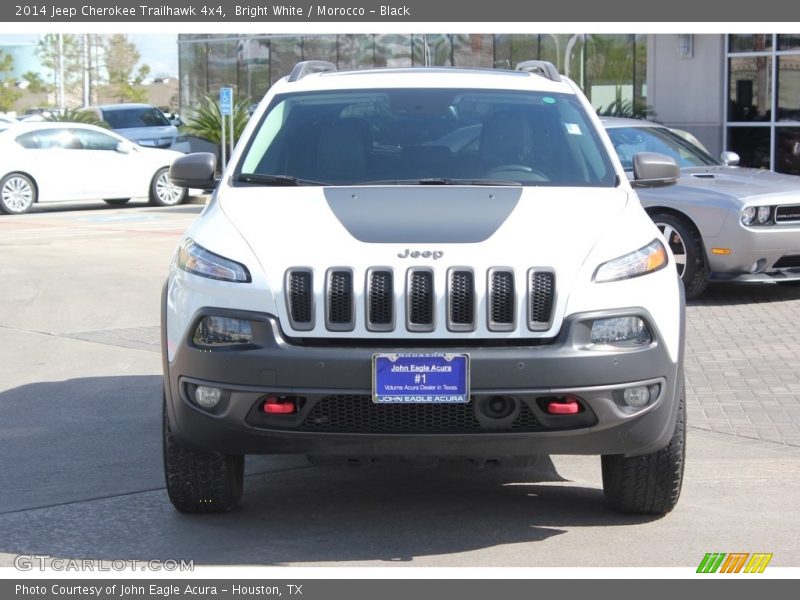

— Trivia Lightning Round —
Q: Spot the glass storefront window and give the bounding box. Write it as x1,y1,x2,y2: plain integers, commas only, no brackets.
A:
585,34,635,113
236,36,269,104
728,127,771,169
776,127,800,175
728,56,772,121
302,35,337,64
777,56,800,121
728,34,773,53
269,37,302,85
374,34,412,68
206,40,238,96
412,34,451,66
337,35,375,70
452,34,493,68
778,35,800,52
179,39,207,110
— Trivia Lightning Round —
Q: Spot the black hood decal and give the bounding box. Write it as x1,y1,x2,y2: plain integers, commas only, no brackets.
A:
324,187,522,243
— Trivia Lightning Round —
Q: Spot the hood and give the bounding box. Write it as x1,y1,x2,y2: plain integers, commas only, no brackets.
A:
673,166,800,203
218,184,631,281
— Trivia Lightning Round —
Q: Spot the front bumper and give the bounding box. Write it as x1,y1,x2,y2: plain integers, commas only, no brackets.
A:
706,220,800,281
163,306,683,459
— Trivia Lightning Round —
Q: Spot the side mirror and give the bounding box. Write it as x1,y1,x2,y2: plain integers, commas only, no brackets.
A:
632,152,680,187
169,152,217,188
170,116,183,127
720,151,740,167
115,141,132,154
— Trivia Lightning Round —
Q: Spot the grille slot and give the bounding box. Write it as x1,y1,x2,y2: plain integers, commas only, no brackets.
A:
776,205,800,223
367,269,394,331
448,269,475,331
299,395,546,433
772,255,800,269
529,269,555,330
326,269,354,331
286,270,314,330
407,269,435,331
488,270,515,331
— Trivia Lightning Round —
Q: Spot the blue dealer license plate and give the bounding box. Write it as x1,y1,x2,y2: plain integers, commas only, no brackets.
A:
372,353,470,404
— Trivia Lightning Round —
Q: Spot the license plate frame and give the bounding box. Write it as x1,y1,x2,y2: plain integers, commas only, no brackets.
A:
372,353,470,404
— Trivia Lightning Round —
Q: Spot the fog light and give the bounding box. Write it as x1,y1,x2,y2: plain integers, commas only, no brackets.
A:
195,385,223,409
590,317,652,347
193,316,254,347
623,386,650,408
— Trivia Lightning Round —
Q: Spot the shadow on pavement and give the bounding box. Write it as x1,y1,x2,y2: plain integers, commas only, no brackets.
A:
690,281,800,307
0,376,659,566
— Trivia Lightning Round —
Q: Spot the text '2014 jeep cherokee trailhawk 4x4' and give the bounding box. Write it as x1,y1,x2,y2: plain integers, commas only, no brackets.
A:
163,60,686,515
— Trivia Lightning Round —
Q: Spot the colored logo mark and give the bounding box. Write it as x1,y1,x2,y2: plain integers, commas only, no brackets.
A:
697,552,773,573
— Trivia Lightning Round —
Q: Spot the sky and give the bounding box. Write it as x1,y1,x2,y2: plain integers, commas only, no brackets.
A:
0,33,179,78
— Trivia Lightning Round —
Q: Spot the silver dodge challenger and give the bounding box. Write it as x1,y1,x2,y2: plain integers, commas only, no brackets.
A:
602,117,800,298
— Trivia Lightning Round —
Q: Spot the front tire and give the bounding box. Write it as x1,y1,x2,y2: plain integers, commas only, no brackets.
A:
150,167,187,207
0,173,37,214
651,212,708,299
601,381,686,515
163,395,244,513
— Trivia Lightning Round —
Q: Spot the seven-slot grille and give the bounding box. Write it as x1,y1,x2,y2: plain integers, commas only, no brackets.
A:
284,267,555,333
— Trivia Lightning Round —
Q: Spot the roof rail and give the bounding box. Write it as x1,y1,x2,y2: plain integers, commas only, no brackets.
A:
514,60,562,82
288,60,338,82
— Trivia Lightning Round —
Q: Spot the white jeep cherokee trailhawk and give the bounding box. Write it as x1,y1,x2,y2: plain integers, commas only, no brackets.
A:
163,60,686,515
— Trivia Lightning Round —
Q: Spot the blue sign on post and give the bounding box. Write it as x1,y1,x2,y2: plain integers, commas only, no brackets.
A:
219,87,233,115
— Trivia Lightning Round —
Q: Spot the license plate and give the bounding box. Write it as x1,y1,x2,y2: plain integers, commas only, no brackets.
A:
372,353,469,403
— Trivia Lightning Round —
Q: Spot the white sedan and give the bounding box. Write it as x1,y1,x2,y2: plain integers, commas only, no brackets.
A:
0,122,188,214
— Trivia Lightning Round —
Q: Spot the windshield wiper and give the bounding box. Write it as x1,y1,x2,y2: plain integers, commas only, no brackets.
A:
237,173,327,186
360,178,521,186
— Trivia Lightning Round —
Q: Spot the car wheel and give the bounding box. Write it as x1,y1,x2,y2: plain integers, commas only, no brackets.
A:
150,167,187,207
651,212,708,299
0,173,37,215
601,380,686,515
103,198,130,205
163,394,244,513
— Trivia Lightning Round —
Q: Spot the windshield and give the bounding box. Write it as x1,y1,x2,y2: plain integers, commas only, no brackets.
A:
606,125,718,171
102,107,170,129
236,88,617,187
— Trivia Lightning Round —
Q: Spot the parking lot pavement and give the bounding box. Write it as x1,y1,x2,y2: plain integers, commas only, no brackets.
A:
685,283,800,448
0,204,798,568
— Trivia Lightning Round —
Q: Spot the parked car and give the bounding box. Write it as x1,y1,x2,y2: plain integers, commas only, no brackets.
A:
0,122,187,214
163,60,686,515
0,114,18,131
84,103,189,153
602,117,800,298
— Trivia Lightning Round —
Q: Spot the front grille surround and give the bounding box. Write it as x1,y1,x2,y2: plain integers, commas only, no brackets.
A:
487,268,516,331
528,268,556,331
406,268,436,332
447,267,476,332
325,268,355,332
284,266,557,335
285,268,315,331
366,268,395,332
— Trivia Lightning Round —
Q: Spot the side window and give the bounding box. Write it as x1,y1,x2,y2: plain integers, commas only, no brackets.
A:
24,128,81,150
72,129,119,151
15,132,41,149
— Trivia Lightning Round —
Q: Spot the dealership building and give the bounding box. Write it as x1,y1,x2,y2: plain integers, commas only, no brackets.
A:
178,33,800,175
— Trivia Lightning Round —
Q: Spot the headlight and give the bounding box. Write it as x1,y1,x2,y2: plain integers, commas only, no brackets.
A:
590,316,652,347
593,239,667,283
176,239,251,282
741,206,773,226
